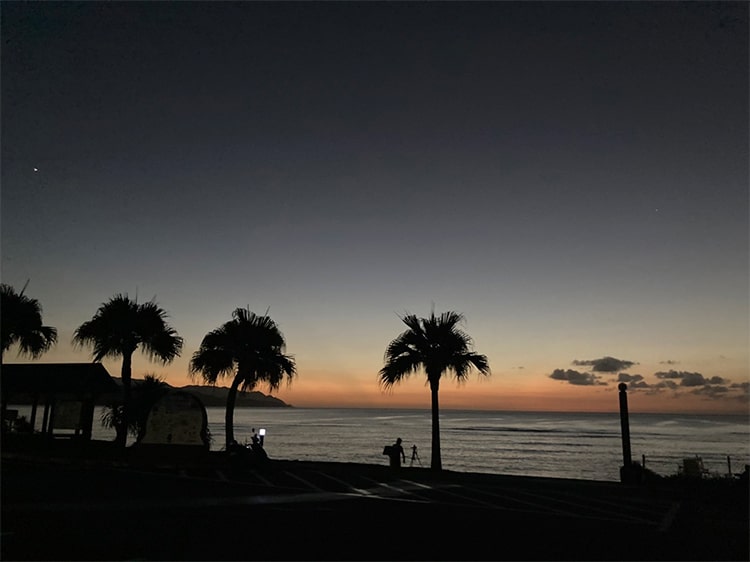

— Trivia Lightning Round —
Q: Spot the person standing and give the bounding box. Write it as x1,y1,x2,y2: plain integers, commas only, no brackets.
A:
410,444,421,466
389,437,406,468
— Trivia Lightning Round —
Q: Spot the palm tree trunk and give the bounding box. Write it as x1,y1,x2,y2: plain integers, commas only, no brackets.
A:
429,378,442,471
1,352,6,435
116,351,133,447
225,375,241,449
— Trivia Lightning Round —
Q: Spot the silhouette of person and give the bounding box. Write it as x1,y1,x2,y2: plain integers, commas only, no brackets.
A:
251,428,260,447
389,437,406,468
410,444,421,466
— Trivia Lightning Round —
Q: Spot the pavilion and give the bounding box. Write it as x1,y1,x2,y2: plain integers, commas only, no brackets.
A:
1,363,119,440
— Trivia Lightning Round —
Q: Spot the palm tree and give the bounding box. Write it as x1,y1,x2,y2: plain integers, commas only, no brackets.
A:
100,373,171,443
1,282,58,364
379,310,490,471
73,294,183,447
189,307,296,449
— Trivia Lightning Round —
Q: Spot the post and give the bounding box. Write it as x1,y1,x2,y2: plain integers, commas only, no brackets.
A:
618,383,632,467
30,396,39,430
618,383,635,483
727,455,732,477
41,402,51,434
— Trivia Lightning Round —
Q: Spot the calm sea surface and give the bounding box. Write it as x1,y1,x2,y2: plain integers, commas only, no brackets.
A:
148,408,750,481
15,405,748,482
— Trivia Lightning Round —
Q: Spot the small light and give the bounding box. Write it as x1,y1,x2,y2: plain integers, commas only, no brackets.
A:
259,428,266,436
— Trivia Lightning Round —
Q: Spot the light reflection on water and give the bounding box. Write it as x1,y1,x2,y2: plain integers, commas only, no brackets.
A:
12,405,748,482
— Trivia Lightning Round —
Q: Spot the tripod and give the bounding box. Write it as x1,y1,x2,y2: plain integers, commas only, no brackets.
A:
410,444,422,467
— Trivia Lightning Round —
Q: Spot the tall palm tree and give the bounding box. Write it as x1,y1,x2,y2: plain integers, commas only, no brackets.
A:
73,294,183,447
189,307,296,449
1,282,58,364
379,310,490,471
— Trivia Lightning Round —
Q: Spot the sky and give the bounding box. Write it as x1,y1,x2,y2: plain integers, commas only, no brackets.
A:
2,1,748,414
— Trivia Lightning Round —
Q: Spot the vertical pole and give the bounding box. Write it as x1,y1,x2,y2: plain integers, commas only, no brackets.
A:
618,383,632,467
41,402,50,434
727,455,732,477
47,400,56,438
81,399,95,440
642,454,646,469
30,396,39,430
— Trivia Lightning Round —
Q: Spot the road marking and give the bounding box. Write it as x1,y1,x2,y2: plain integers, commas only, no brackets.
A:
314,470,375,495
658,502,681,532
282,470,325,492
250,470,273,486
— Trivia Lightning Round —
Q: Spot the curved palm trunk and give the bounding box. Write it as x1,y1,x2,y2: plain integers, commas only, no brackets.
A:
116,351,134,447
225,375,242,449
429,377,442,471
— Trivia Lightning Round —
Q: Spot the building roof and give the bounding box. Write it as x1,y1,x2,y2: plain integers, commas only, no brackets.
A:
1,363,119,396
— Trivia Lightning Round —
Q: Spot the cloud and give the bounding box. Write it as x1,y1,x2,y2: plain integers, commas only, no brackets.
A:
617,373,650,390
654,370,725,387
627,380,651,389
730,382,750,400
648,370,746,402
572,356,636,372
547,361,747,404
653,380,678,390
549,369,606,386
659,360,679,365
691,385,730,399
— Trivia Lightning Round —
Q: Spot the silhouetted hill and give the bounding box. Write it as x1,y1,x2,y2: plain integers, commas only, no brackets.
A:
92,379,291,408
178,385,290,408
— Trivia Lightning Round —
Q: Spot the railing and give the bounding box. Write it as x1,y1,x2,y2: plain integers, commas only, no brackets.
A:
637,452,747,479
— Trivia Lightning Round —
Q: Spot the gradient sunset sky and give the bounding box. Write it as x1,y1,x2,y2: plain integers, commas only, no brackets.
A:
2,1,748,414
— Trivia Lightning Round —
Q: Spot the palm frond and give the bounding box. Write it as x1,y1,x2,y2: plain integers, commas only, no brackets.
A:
190,308,296,390
1,283,58,360
73,294,182,363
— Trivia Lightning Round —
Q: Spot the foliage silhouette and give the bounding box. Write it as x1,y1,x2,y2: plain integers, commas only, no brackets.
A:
379,310,490,471
189,307,296,449
100,373,171,443
1,282,57,364
73,294,183,447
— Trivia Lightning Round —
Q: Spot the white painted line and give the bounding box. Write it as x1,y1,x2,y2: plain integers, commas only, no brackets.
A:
398,479,436,490
314,470,375,495
251,471,274,486
658,502,681,532
283,470,325,492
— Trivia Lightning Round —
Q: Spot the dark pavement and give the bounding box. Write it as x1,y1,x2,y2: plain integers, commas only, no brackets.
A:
2,453,748,561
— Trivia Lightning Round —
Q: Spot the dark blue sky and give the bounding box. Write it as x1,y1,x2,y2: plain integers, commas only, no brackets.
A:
2,1,747,412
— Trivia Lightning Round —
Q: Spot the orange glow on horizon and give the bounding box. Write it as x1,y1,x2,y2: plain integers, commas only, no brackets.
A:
161,366,749,415
6,354,747,415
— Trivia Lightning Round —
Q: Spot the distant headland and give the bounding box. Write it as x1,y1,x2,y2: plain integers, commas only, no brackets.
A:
90,379,292,408
177,384,290,408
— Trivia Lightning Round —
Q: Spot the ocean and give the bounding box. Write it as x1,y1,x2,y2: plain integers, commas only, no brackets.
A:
143,407,750,481
14,405,749,482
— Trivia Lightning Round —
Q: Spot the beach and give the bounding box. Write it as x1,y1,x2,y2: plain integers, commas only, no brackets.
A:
2,444,748,561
